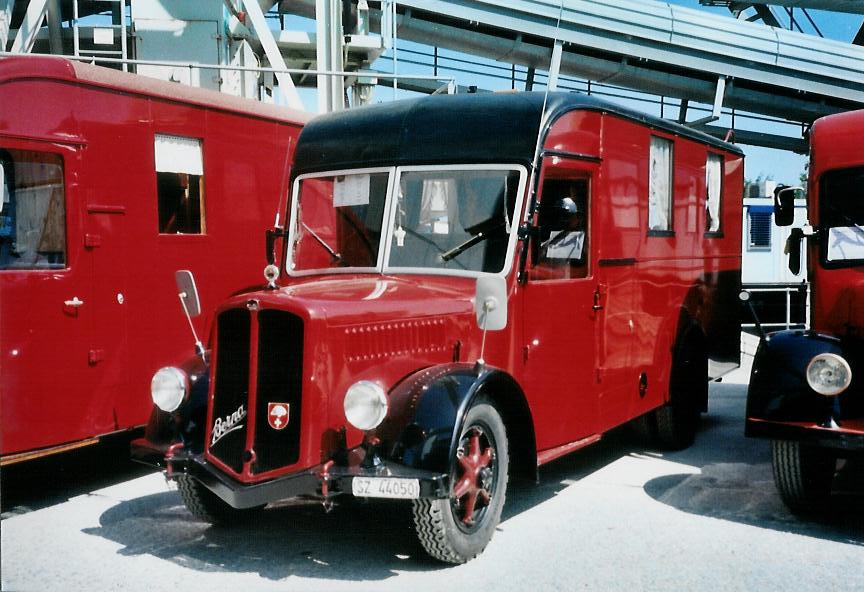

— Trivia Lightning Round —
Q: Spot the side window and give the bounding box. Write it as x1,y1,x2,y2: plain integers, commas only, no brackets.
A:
705,153,723,234
0,149,66,270
530,177,590,281
648,136,673,233
747,208,772,250
155,134,204,234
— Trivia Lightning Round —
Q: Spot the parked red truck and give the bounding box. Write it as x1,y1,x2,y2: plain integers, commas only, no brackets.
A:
746,109,864,513
0,56,309,465
134,91,744,562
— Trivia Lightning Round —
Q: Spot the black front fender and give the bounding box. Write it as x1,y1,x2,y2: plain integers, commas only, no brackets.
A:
746,330,862,433
376,363,530,475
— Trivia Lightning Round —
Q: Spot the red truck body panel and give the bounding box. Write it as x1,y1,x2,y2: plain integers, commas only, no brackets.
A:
0,56,309,461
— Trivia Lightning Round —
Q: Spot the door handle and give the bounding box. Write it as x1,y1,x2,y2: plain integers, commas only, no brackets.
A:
64,297,84,307
592,285,605,311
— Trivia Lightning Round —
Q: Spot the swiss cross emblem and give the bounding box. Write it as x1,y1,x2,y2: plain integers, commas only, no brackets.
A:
267,403,290,430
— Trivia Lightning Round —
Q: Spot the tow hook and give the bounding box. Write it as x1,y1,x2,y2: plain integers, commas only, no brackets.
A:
319,460,335,512
165,442,185,479
361,435,383,470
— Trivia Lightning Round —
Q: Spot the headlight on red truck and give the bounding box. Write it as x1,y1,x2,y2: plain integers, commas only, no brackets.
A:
151,366,188,412
806,353,852,397
344,380,388,431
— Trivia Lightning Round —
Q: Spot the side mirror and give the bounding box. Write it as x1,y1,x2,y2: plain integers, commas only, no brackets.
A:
475,276,508,331
773,185,803,227
175,270,201,318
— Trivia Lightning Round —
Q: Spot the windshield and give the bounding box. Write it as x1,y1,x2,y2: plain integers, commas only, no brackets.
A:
821,166,864,267
288,166,524,276
289,171,390,271
387,169,521,274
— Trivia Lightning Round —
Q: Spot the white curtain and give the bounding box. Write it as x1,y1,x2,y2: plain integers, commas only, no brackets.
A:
705,154,722,232
649,136,672,231
154,134,203,175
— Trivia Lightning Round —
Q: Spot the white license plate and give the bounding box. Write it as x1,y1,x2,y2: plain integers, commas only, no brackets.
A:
352,476,420,499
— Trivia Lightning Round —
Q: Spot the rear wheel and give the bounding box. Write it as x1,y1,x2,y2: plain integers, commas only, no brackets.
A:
654,338,707,450
412,401,509,563
772,439,836,514
177,474,264,526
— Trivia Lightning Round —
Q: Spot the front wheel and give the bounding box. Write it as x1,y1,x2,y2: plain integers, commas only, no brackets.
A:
412,401,509,563
772,439,836,514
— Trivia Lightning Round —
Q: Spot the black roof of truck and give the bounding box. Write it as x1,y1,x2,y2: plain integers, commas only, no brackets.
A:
292,91,743,176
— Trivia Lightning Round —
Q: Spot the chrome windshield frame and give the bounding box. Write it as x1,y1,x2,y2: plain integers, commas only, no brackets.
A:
381,164,528,280
285,164,528,280
285,166,396,278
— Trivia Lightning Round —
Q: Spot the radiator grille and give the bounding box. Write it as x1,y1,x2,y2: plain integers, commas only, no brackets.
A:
209,309,251,473
252,310,304,473
208,308,304,476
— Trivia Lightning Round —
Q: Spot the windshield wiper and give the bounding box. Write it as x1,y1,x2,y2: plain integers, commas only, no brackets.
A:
301,221,342,262
441,221,504,262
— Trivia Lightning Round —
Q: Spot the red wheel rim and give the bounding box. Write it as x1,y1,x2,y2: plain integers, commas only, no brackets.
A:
452,426,496,527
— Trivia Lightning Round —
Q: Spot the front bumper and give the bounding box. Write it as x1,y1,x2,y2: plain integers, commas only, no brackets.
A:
134,437,449,509
746,418,864,452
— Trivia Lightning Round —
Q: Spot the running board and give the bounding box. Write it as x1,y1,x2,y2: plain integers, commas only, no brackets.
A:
536,434,602,466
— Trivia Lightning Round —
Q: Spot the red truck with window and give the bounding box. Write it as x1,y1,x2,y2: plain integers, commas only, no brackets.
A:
134,91,743,563
745,109,864,513
0,56,308,465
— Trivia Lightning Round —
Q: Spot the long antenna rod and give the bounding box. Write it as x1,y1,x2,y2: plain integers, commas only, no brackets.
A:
518,0,565,283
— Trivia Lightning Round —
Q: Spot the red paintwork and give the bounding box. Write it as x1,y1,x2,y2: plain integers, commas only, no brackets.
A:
0,56,309,459
203,108,743,483
808,110,864,337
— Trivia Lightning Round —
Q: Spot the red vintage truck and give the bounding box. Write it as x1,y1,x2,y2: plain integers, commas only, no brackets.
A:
0,56,309,465
133,91,744,562
746,109,864,513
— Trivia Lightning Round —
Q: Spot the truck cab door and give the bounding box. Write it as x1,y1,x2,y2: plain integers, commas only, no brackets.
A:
519,157,600,451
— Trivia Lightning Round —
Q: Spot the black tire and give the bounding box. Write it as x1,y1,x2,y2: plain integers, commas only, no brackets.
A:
654,338,707,450
176,474,264,526
772,439,836,514
412,401,509,564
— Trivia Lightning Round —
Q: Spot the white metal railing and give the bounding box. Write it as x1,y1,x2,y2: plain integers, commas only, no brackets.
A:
0,52,458,99
741,283,810,331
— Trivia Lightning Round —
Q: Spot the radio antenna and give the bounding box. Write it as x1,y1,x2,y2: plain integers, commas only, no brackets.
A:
518,0,565,283
273,138,294,229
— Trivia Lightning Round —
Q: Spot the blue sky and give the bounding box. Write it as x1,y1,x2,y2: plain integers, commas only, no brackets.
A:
286,2,861,185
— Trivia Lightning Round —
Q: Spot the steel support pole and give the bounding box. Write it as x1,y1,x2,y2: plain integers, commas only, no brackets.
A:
316,0,345,113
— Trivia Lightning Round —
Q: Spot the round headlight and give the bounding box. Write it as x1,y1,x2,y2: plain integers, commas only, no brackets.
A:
344,381,388,431
151,367,188,412
806,353,852,397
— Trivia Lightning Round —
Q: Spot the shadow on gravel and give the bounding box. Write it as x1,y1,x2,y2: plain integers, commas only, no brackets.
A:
83,489,443,581
80,420,650,581
643,462,864,547
1,434,154,519
642,382,864,546
81,380,863,580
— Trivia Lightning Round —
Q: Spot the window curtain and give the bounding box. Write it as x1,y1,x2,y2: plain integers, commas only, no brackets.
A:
706,154,722,232
649,137,672,231
154,134,203,175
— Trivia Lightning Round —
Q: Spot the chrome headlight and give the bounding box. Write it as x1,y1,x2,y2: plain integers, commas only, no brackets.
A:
344,381,388,431
805,353,852,397
151,367,188,412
